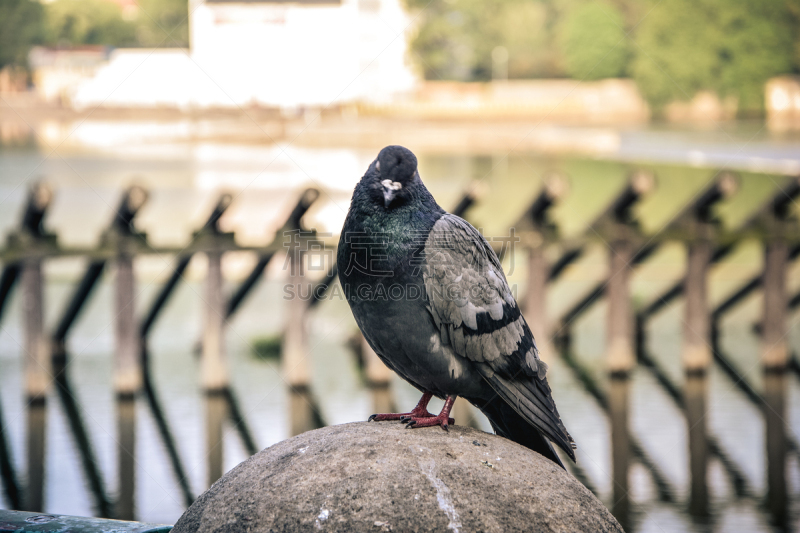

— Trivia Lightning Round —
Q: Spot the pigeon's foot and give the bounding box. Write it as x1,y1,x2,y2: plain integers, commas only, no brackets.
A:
368,391,434,423
404,395,457,431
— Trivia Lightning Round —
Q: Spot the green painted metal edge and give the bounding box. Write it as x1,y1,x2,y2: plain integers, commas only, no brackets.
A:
0,510,171,533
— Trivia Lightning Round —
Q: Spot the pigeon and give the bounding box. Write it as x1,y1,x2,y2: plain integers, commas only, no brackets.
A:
337,145,575,468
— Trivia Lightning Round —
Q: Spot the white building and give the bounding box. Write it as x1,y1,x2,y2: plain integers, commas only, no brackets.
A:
69,0,417,110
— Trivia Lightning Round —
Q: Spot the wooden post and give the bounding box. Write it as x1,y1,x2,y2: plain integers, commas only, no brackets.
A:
283,251,310,389
605,238,633,530
114,254,141,396
682,241,712,373
682,238,711,519
113,252,139,519
607,240,634,375
762,239,788,527
524,239,553,361
761,241,788,370
22,260,48,400
202,251,228,392
283,249,320,436
22,259,49,512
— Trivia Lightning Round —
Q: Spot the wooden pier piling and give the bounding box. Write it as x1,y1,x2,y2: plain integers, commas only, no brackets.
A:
283,251,311,390
761,241,788,370
524,243,551,357
22,260,48,400
520,174,567,360
202,251,228,392
115,254,141,396
682,240,712,373
607,241,635,375
678,174,738,520
760,186,793,528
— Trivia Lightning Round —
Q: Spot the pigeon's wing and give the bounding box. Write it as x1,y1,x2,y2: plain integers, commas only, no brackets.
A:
423,214,575,460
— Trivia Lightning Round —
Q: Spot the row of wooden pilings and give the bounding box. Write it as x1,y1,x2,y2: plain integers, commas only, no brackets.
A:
518,170,799,530
0,180,482,518
0,183,326,517
1,170,798,529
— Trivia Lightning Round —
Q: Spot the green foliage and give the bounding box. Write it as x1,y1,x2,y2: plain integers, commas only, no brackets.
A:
0,0,44,68
44,0,137,47
251,335,282,361
406,0,798,114
631,0,794,114
559,1,629,80
135,0,189,48
407,0,573,81
41,0,188,49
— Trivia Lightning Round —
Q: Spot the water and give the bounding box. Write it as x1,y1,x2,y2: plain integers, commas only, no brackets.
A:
0,124,799,531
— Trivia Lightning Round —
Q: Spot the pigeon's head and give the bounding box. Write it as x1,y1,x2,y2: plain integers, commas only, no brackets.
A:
366,145,419,209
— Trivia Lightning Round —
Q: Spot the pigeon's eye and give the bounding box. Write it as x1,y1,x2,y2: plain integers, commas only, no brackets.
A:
375,161,381,172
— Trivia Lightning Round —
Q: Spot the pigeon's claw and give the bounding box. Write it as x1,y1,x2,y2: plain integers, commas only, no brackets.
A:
403,414,455,431
403,395,457,431
368,408,435,423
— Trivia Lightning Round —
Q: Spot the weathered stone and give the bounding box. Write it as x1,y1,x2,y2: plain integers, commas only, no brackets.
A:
172,422,622,533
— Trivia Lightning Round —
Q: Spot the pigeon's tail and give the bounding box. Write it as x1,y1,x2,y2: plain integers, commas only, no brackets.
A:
477,398,567,469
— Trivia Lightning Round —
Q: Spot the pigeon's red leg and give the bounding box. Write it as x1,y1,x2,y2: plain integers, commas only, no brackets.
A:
404,395,456,431
368,392,435,422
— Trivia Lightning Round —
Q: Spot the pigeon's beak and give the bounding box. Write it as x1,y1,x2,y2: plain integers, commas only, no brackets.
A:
383,187,396,207
381,179,402,208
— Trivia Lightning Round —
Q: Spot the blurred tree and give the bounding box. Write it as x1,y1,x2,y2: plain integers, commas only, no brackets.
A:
559,1,629,80
44,0,137,47
406,0,574,81
135,0,189,48
0,0,44,68
632,0,794,115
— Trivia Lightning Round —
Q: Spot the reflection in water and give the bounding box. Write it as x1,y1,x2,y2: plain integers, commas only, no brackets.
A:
53,359,112,517
608,377,630,532
224,389,258,458
142,359,195,508
205,393,226,487
369,383,394,416
288,386,324,438
764,370,788,530
25,400,46,512
685,373,709,522
116,397,136,520
0,396,21,510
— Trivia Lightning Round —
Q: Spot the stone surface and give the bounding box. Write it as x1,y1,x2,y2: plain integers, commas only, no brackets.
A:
172,422,623,533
